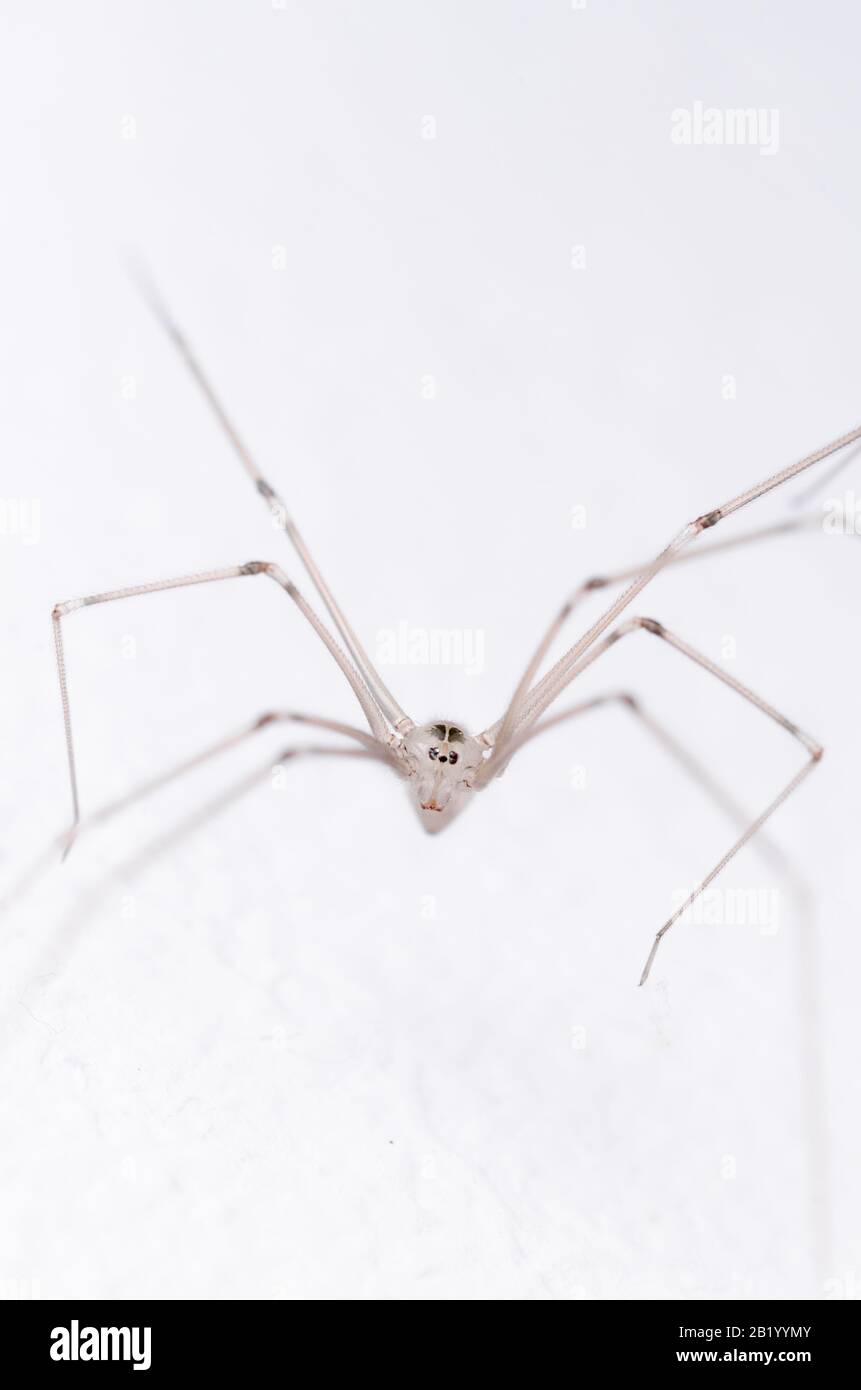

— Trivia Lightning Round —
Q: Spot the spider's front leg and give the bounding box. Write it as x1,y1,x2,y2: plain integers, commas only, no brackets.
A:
487,618,823,984
484,420,861,757
51,560,400,842
2,713,389,912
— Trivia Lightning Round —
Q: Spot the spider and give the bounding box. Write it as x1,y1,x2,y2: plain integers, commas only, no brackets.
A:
47,271,861,984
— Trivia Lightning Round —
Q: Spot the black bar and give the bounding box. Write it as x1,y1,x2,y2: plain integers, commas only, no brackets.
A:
0,1298,856,1374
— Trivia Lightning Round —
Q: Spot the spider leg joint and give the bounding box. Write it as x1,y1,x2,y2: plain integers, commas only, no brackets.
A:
633,616,665,636
52,598,85,618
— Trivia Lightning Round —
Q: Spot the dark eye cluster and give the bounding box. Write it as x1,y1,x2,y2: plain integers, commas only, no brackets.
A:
428,747,459,765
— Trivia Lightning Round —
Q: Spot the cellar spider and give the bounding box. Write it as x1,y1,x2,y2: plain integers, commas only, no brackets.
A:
47,273,861,984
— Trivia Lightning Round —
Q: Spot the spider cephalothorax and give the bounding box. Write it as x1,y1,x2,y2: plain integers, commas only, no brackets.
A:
401,722,486,812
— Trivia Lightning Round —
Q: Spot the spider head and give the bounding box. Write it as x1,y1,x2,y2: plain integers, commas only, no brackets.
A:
402,721,485,813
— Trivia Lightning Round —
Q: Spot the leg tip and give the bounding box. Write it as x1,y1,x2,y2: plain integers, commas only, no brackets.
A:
639,936,661,986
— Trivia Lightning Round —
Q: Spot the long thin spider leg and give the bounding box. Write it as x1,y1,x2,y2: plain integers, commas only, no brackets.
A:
487,509,833,759
476,620,662,785
503,690,797,882
74,708,389,838
2,712,387,911
129,260,414,735
52,561,398,842
486,619,822,983
789,438,861,508
482,420,861,750
506,683,826,1266
117,741,378,882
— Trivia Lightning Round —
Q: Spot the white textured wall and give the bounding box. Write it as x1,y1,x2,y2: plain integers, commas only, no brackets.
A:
0,1,859,1300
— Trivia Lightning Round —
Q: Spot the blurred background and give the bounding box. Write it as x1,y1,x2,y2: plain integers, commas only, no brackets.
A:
0,0,859,1299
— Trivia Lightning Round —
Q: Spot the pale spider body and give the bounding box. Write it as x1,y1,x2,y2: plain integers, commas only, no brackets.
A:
43,267,861,983
400,721,484,819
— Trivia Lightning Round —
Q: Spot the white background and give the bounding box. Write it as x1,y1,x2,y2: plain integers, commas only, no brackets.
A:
1,1,859,1300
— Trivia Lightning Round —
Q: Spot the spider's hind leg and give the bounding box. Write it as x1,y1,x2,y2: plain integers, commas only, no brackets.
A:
490,621,823,984
2,711,384,913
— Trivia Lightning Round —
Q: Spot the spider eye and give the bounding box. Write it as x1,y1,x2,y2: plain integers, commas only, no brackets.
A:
428,747,439,760
448,751,459,766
